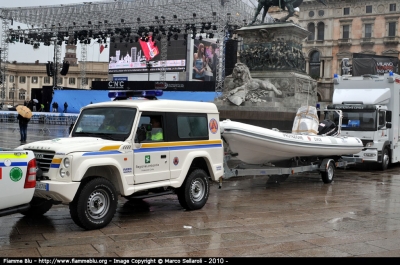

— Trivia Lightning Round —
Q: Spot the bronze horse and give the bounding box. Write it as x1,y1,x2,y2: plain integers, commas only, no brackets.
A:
249,0,327,25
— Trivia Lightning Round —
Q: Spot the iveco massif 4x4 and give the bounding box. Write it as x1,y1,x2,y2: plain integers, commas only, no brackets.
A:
18,90,224,230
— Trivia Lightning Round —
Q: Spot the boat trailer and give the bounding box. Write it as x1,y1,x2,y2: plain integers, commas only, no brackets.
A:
221,153,363,188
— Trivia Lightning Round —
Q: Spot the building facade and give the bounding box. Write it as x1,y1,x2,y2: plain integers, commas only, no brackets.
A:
0,61,108,106
299,0,400,105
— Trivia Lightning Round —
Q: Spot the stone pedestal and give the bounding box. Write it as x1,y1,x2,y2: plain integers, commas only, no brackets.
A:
215,23,317,131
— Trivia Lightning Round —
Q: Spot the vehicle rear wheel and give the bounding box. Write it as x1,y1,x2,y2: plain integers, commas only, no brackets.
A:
69,178,118,230
321,161,335,184
177,169,210,210
381,148,390,171
20,197,53,216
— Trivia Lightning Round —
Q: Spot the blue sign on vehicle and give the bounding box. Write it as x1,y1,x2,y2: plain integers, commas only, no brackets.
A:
113,77,128,81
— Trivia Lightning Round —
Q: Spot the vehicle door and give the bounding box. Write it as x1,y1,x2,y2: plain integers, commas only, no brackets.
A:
133,112,170,184
378,110,389,141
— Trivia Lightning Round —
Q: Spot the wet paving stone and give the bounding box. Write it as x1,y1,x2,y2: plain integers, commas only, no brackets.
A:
2,124,400,257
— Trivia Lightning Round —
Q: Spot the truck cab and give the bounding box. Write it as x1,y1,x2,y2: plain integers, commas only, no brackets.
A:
330,72,399,170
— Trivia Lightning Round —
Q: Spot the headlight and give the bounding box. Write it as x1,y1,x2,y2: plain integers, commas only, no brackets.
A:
63,157,70,168
366,142,373,147
60,168,66,178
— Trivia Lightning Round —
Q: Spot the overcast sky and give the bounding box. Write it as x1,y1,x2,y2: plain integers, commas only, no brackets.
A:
0,0,110,63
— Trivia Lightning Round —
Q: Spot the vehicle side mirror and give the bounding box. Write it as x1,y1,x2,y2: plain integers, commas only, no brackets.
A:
386,111,392,122
68,123,74,134
136,124,153,143
386,122,392,129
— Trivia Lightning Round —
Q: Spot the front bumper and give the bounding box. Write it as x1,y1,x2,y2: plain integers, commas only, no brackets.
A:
34,181,80,203
343,149,379,162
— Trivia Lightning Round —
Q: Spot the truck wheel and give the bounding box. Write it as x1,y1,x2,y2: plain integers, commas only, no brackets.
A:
177,169,210,210
20,197,53,216
321,161,335,184
381,148,390,171
69,178,118,230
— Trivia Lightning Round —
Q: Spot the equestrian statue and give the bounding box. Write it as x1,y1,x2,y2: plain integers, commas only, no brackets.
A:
249,0,327,25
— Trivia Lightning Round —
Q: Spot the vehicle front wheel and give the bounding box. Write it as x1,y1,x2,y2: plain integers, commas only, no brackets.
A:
69,177,118,230
177,169,210,210
20,197,53,216
381,148,390,171
321,161,335,184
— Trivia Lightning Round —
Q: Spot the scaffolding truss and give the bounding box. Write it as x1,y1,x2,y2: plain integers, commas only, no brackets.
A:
0,0,256,92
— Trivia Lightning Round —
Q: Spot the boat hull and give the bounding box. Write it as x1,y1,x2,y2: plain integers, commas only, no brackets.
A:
220,120,364,164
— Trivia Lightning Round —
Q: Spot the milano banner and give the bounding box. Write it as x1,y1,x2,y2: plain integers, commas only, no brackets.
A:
352,53,399,76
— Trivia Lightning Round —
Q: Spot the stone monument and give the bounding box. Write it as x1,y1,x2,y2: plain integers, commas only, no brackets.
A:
215,22,318,130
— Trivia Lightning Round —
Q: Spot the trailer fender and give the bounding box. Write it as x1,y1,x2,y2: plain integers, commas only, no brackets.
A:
319,158,335,172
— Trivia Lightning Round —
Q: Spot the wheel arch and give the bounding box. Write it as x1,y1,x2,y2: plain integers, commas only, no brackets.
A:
170,151,215,188
81,165,123,195
189,157,212,177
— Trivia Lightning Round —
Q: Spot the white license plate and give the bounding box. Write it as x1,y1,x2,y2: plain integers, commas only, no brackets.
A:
35,182,49,191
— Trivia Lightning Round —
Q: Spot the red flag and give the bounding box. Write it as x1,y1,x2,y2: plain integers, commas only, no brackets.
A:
139,36,159,61
100,44,105,54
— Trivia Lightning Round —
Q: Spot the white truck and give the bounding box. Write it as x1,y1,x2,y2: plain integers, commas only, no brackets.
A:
0,150,37,217
17,90,224,230
329,72,400,170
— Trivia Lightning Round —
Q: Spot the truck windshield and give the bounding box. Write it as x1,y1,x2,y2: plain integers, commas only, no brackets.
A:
71,107,137,141
329,110,376,131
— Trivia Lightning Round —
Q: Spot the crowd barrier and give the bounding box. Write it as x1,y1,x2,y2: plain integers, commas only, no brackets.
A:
0,111,79,134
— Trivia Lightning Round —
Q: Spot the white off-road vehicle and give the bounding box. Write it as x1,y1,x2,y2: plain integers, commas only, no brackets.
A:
19,90,224,230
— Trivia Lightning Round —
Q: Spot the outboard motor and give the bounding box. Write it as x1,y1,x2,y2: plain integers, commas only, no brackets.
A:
318,120,338,136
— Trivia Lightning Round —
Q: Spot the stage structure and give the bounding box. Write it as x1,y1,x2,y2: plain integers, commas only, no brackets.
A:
0,0,256,95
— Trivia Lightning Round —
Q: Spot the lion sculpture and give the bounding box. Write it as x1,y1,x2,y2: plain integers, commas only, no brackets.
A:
224,63,282,106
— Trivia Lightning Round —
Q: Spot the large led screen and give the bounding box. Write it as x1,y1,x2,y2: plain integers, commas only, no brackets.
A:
109,38,187,73
190,38,220,81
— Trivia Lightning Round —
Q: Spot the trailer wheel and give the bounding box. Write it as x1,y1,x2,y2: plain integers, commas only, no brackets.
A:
177,169,210,210
381,148,390,171
321,161,335,184
69,177,118,230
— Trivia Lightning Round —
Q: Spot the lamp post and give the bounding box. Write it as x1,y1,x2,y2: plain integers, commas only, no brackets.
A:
11,83,15,106
141,60,154,82
146,61,151,81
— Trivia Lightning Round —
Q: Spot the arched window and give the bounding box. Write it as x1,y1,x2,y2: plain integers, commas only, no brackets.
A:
307,23,315,41
317,22,325,41
309,51,320,79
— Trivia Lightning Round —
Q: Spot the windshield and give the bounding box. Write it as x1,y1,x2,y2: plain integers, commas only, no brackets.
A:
327,110,377,131
71,107,137,141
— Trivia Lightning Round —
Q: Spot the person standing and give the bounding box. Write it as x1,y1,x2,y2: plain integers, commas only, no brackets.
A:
63,102,68,113
55,102,59,113
207,43,219,81
17,114,30,143
316,103,321,120
193,43,207,80
27,100,33,111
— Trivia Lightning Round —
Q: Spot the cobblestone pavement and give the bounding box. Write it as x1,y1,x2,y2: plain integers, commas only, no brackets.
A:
1,122,400,257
